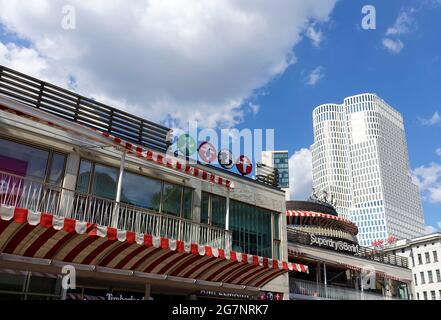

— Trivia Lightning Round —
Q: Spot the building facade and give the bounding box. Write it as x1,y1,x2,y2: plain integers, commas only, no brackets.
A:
261,151,289,197
385,233,441,300
311,93,425,247
286,201,413,300
0,66,309,300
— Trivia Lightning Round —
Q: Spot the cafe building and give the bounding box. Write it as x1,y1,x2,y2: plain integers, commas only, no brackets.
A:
0,66,308,300
286,200,413,300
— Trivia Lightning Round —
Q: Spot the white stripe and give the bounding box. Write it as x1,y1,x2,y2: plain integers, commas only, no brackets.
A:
52,216,64,230
27,210,41,226
75,221,87,234
117,230,127,242
0,205,14,221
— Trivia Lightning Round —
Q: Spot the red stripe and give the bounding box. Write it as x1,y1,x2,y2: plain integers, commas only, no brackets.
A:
242,267,272,286
81,239,117,265
216,263,251,282
98,242,132,266
114,245,148,270
191,258,226,279
63,236,99,262
130,247,162,271
206,261,237,281
182,257,216,278
0,219,13,236
143,251,178,273
157,252,192,275
43,232,76,259
23,227,58,257
13,208,28,223
169,254,203,276
224,264,256,283
3,224,34,254
40,213,53,228
254,270,285,288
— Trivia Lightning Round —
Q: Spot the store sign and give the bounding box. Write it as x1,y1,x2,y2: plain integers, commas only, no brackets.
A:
105,293,144,301
310,234,359,254
236,155,253,176
218,149,234,170
198,141,217,163
257,291,283,300
197,290,252,300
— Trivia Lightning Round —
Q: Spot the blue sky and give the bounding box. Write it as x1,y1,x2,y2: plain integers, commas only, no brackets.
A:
0,0,440,232
234,0,441,231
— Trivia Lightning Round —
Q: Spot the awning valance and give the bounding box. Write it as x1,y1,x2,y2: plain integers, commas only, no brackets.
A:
286,210,358,235
0,205,308,289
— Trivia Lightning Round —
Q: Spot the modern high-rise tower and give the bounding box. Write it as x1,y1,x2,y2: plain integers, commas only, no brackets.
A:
311,93,425,246
261,150,290,197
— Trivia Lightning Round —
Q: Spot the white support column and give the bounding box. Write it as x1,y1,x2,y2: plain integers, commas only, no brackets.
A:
111,151,126,228
143,284,151,300
225,191,230,231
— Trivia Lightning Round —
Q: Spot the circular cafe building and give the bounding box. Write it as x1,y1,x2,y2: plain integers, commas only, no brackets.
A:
286,200,413,300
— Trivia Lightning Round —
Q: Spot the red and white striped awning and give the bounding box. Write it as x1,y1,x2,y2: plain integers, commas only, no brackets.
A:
0,205,308,288
286,210,358,234
0,103,234,189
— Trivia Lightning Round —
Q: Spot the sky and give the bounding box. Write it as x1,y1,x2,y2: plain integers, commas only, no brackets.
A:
0,0,440,232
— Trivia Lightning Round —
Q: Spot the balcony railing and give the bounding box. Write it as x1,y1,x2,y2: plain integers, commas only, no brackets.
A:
287,227,408,268
289,278,401,300
0,170,232,251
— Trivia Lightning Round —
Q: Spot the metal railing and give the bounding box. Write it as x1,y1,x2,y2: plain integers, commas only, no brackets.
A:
287,227,408,268
0,65,172,152
0,170,232,250
289,278,401,300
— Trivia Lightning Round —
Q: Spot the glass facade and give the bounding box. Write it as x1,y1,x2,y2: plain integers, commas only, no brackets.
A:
0,272,62,300
201,192,227,228
229,200,278,259
76,159,193,219
273,152,289,188
0,137,66,185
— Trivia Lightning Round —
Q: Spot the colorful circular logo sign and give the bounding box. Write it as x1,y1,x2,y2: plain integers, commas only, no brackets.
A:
198,141,217,163
218,149,234,169
177,134,197,157
236,155,252,175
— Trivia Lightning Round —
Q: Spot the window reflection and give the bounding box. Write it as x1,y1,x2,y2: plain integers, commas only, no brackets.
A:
0,138,49,180
121,171,161,211
161,183,182,216
48,153,66,186
92,164,118,199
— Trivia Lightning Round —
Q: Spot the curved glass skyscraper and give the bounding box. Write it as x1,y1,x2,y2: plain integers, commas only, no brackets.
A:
311,93,425,246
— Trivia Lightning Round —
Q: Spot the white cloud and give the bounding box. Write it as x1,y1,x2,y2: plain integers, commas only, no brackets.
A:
424,225,439,234
288,148,312,200
382,8,415,55
248,102,260,116
382,38,404,54
436,148,441,156
306,66,324,86
0,0,338,129
419,112,441,126
386,9,415,36
438,221,441,229
305,24,323,47
413,162,441,203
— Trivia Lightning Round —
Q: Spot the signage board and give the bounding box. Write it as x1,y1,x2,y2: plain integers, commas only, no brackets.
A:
310,234,359,254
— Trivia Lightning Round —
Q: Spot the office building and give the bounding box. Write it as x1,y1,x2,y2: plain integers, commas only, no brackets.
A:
261,151,290,198
311,93,425,247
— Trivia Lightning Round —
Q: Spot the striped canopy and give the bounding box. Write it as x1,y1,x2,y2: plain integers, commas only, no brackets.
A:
0,205,308,289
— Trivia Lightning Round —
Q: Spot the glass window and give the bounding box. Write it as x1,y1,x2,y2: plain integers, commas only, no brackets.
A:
428,270,434,283
92,164,119,199
182,188,193,220
433,251,438,263
201,192,209,224
418,254,423,265
161,183,182,216
76,160,92,193
200,192,226,227
48,153,66,186
431,291,436,300
211,195,226,228
425,252,431,264
0,138,49,180
436,269,441,282
229,200,274,258
420,272,426,284
121,171,161,211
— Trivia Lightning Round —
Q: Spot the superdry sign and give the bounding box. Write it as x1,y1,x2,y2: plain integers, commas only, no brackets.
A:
310,234,359,254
